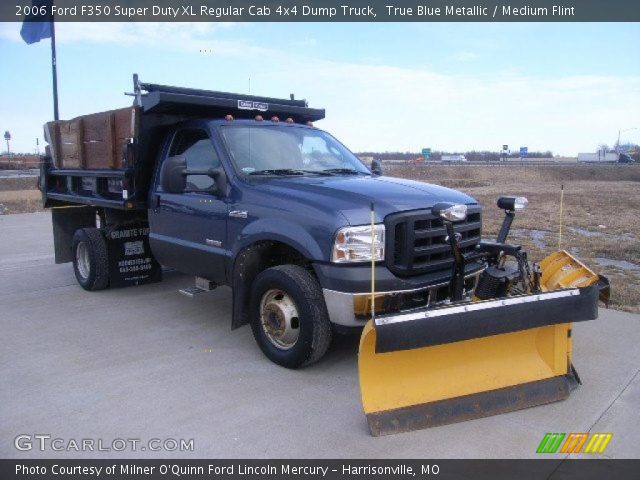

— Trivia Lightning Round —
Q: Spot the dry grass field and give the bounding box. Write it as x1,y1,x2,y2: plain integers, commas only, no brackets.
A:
0,177,41,215
389,164,640,313
1,165,639,312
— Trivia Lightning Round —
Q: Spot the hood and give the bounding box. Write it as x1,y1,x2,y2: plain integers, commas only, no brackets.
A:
252,175,478,225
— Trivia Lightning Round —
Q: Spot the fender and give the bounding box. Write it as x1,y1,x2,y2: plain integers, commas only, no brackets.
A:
229,218,329,330
231,217,327,263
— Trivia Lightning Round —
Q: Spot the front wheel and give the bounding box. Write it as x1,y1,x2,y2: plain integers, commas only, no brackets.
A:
250,265,332,369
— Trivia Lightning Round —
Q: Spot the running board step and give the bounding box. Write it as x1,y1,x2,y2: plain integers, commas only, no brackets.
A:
179,277,217,298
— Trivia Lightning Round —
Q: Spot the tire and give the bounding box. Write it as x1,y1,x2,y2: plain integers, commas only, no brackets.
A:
72,228,110,291
250,265,332,369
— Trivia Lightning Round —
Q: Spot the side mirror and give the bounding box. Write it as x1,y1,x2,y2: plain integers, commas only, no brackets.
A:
371,158,383,176
208,167,228,196
161,156,187,193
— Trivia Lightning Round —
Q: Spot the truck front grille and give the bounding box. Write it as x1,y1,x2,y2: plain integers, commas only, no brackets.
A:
385,206,482,277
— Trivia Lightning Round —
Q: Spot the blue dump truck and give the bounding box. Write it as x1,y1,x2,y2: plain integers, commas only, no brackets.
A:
40,75,608,435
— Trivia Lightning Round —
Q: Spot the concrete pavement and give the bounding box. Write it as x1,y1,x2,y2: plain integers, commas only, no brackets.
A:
1,212,639,459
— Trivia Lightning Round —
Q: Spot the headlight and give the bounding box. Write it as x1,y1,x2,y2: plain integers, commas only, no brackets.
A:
497,196,528,211
432,203,468,222
332,224,385,263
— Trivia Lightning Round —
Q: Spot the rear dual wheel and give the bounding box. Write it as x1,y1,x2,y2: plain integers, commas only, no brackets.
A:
250,265,332,369
72,228,109,291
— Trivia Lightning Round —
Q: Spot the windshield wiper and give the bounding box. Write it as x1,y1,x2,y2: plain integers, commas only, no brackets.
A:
249,169,304,176
249,169,333,176
321,168,367,175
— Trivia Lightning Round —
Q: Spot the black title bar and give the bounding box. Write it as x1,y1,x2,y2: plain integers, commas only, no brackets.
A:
2,459,640,480
5,0,640,22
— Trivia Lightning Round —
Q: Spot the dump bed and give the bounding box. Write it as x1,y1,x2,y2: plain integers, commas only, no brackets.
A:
40,75,325,211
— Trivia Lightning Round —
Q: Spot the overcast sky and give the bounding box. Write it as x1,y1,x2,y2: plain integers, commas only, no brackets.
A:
1,21,639,155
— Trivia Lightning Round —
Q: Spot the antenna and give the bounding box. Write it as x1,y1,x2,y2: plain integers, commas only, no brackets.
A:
558,184,565,250
370,202,376,322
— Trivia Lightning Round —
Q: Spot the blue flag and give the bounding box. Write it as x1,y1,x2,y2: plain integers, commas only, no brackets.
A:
20,0,53,44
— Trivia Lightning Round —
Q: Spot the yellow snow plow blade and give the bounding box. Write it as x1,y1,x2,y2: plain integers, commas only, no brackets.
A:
539,251,609,301
359,251,606,436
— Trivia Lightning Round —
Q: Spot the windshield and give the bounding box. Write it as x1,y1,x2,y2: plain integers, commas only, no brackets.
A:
219,125,371,176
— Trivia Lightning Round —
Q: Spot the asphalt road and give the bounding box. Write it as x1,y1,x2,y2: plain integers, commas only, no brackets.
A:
0,169,39,179
1,212,639,460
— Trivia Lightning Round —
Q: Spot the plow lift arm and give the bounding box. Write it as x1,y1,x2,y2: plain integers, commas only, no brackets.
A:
359,197,610,436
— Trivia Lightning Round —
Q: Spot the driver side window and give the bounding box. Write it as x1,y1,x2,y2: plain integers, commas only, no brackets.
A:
169,129,220,191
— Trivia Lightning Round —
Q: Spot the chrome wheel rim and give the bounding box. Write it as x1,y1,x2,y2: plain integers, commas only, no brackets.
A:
76,241,90,280
259,289,300,350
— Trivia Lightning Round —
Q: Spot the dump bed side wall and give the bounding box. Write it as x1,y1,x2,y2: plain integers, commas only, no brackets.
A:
44,106,140,170
41,109,192,211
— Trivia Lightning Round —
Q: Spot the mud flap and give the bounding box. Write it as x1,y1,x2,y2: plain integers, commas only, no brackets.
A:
105,224,161,288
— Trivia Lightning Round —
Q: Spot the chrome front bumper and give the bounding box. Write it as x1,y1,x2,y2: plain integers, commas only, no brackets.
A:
322,288,370,327
323,273,481,327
